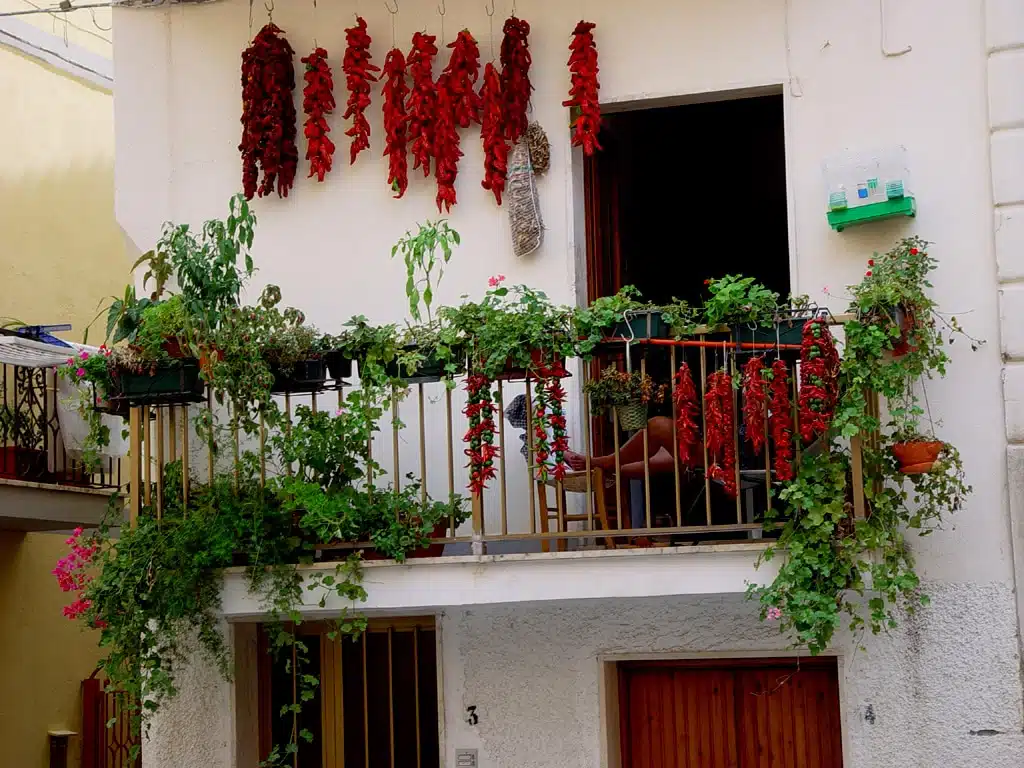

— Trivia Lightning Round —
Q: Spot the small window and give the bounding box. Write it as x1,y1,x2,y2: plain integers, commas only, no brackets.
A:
259,618,440,768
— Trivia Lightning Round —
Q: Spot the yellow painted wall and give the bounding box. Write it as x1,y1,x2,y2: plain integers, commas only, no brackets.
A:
0,532,104,768
0,10,126,768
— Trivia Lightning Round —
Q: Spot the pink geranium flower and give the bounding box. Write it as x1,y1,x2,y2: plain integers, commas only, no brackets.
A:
79,350,89,360
488,274,506,288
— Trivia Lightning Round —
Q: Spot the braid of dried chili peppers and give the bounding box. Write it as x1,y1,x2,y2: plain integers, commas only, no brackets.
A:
443,30,482,128
499,16,532,144
704,369,737,499
433,73,463,213
479,62,509,205
542,361,570,481
768,359,795,482
381,47,410,198
342,16,379,165
563,20,602,156
464,374,499,494
406,31,438,178
240,24,299,199
672,363,701,469
741,356,768,455
301,47,336,183
798,319,840,443
532,380,552,482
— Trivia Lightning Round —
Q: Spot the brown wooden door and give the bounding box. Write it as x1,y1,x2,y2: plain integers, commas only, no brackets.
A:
620,660,842,768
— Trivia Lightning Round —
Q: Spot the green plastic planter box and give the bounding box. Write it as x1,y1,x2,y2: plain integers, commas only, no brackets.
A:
611,310,669,341
115,361,205,405
271,359,327,394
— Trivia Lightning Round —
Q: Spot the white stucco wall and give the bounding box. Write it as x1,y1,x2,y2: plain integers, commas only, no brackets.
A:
143,585,1024,768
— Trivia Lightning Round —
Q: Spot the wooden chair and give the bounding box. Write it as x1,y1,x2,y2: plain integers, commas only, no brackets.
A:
536,466,619,552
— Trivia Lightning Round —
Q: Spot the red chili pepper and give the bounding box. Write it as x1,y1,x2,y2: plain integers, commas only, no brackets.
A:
704,369,737,499
499,16,532,144
240,23,299,199
381,47,410,198
479,62,509,205
406,31,438,177
300,46,336,183
672,363,701,468
742,357,768,455
563,20,602,156
768,360,795,482
342,16,379,165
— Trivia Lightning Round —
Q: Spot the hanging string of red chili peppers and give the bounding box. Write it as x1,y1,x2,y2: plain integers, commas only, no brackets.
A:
381,47,410,198
705,369,737,499
464,373,499,494
433,75,462,213
342,17,379,165
240,23,299,199
538,362,570,481
672,363,701,469
444,30,482,128
564,20,602,156
767,359,795,482
407,31,438,178
499,16,532,144
798,319,840,443
479,62,509,205
741,357,768,455
300,47,336,183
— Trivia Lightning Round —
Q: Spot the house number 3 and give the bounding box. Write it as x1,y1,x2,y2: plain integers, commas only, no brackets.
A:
466,705,479,725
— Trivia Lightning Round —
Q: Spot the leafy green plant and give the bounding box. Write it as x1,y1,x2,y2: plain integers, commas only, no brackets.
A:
392,220,460,323
572,286,648,357
584,365,666,413
441,278,575,378
749,237,975,655
133,295,189,365
703,275,779,327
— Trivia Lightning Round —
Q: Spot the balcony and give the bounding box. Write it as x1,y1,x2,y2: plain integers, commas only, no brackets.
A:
118,317,870,613
0,331,122,531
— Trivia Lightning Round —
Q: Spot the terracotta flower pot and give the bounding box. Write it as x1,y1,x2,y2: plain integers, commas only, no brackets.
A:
161,337,187,359
892,440,943,474
199,346,224,375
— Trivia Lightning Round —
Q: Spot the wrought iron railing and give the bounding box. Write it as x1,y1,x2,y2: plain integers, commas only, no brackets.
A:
0,362,122,490
124,317,870,557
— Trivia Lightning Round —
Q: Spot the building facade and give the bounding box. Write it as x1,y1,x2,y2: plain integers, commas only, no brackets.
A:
108,0,1024,766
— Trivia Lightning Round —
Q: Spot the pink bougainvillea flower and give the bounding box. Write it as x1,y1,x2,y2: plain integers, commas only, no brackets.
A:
76,368,86,378
79,350,89,360
66,357,75,366
766,606,783,621
335,409,344,417
488,274,506,287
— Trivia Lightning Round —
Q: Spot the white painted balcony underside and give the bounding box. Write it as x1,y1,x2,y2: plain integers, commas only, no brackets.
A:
220,543,779,619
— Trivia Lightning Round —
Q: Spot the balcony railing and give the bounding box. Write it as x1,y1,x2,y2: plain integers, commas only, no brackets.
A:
123,317,871,558
1,362,122,491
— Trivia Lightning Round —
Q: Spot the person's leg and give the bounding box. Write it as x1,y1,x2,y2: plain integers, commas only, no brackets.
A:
566,416,677,470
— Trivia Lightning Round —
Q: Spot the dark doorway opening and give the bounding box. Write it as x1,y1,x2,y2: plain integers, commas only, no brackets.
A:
583,93,791,538
585,92,790,306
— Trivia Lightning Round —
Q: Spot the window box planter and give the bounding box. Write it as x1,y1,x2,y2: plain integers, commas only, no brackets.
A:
324,349,354,381
610,310,670,341
113,361,205,406
382,345,465,383
362,520,451,560
270,359,327,394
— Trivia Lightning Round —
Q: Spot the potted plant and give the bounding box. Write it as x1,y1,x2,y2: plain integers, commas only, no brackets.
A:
702,275,780,330
442,278,575,380
386,220,465,383
573,286,671,355
264,318,328,394
584,364,666,431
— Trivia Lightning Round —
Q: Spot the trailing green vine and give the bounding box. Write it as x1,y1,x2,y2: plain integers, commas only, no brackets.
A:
749,237,976,654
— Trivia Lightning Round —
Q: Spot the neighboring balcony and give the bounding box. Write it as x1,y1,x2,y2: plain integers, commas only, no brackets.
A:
0,359,122,531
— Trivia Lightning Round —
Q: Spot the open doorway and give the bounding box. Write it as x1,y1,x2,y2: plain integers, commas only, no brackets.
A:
582,91,791,538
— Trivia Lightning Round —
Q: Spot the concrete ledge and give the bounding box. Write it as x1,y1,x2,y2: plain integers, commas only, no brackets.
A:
221,543,778,619
0,479,118,531
992,130,1024,206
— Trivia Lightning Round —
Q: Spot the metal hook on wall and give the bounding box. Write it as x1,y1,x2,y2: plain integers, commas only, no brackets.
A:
384,0,398,47
437,0,445,44
264,0,274,23
879,0,911,57
485,0,495,61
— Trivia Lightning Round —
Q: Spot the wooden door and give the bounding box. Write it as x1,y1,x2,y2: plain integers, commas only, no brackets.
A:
619,660,843,768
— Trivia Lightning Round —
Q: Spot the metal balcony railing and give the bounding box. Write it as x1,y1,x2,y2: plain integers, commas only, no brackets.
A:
124,318,871,558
